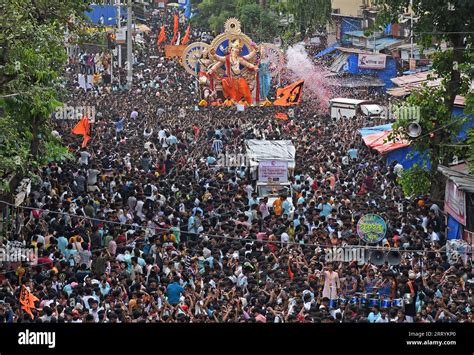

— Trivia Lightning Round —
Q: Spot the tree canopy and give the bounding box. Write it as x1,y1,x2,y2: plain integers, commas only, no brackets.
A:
1,0,90,192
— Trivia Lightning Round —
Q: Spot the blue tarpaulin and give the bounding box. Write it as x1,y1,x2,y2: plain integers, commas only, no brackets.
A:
386,146,431,170
447,215,462,240
85,5,127,26
315,42,339,58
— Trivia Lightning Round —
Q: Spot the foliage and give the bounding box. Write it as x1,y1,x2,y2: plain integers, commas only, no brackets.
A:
1,0,90,193
398,164,431,198
286,0,331,37
191,0,237,33
191,0,331,41
375,0,474,197
0,116,31,184
468,129,474,174
239,3,279,41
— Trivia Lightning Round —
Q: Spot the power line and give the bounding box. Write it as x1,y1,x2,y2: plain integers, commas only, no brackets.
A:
0,199,449,257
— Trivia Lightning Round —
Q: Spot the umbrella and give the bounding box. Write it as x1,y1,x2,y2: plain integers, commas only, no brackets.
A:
167,3,180,7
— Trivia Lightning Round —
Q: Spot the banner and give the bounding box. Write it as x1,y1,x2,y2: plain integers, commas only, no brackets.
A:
273,80,304,106
164,45,186,58
258,160,288,183
357,214,387,243
275,112,288,121
358,54,386,69
116,27,126,44
445,180,466,225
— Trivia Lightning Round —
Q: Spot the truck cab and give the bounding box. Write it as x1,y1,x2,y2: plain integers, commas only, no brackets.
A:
257,182,294,217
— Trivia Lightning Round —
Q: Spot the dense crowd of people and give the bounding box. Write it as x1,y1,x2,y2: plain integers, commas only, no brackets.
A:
0,8,472,324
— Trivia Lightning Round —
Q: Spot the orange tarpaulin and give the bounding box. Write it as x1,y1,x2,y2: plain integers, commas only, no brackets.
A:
157,25,166,47
181,25,191,45
19,285,39,319
362,131,409,154
273,80,304,106
72,117,91,148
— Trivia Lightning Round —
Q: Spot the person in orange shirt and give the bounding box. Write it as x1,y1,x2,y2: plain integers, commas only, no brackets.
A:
272,196,284,216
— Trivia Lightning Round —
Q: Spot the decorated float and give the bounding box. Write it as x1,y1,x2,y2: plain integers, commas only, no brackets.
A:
181,18,285,106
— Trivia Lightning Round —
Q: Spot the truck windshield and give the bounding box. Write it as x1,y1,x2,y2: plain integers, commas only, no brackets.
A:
258,185,290,198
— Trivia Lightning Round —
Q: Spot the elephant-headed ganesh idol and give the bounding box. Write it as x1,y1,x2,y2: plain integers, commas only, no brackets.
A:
208,39,259,105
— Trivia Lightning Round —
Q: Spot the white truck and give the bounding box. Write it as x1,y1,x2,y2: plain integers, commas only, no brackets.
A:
245,139,295,214
329,98,385,120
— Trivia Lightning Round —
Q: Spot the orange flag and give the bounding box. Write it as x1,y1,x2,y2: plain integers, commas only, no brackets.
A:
157,25,166,47
171,14,179,45
273,80,304,106
275,112,289,121
72,117,91,148
19,285,39,319
288,265,295,281
181,25,190,45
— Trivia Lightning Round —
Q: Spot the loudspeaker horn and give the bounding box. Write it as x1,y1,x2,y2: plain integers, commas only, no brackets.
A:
386,250,402,266
369,250,385,266
407,122,422,138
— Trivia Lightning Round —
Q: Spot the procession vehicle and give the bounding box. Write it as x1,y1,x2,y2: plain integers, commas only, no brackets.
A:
329,98,385,120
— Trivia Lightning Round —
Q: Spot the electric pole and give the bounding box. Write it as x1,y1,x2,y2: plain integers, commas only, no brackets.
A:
117,0,122,68
126,0,133,90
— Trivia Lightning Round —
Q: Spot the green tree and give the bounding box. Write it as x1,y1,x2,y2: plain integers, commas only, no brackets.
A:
398,164,431,198
468,129,474,174
286,0,331,37
375,0,474,197
239,3,278,41
191,0,237,33
1,0,90,192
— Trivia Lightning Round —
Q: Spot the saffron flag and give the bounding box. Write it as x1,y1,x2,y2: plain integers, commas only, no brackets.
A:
273,80,304,106
181,25,190,45
19,285,39,319
171,14,179,45
157,25,166,47
72,117,91,148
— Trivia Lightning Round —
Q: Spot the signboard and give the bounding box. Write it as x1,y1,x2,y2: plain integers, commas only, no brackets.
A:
358,54,386,70
258,160,288,183
116,27,126,44
409,58,416,71
164,45,186,58
444,180,466,225
357,214,387,244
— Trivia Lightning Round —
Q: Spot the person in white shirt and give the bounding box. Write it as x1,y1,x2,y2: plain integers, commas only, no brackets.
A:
375,311,389,323
394,162,404,177
79,149,91,166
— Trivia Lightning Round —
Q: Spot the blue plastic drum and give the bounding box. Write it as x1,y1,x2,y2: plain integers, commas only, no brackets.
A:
350,296,360,305
393,298,403,307
368,298,380,307
339,297,349,306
